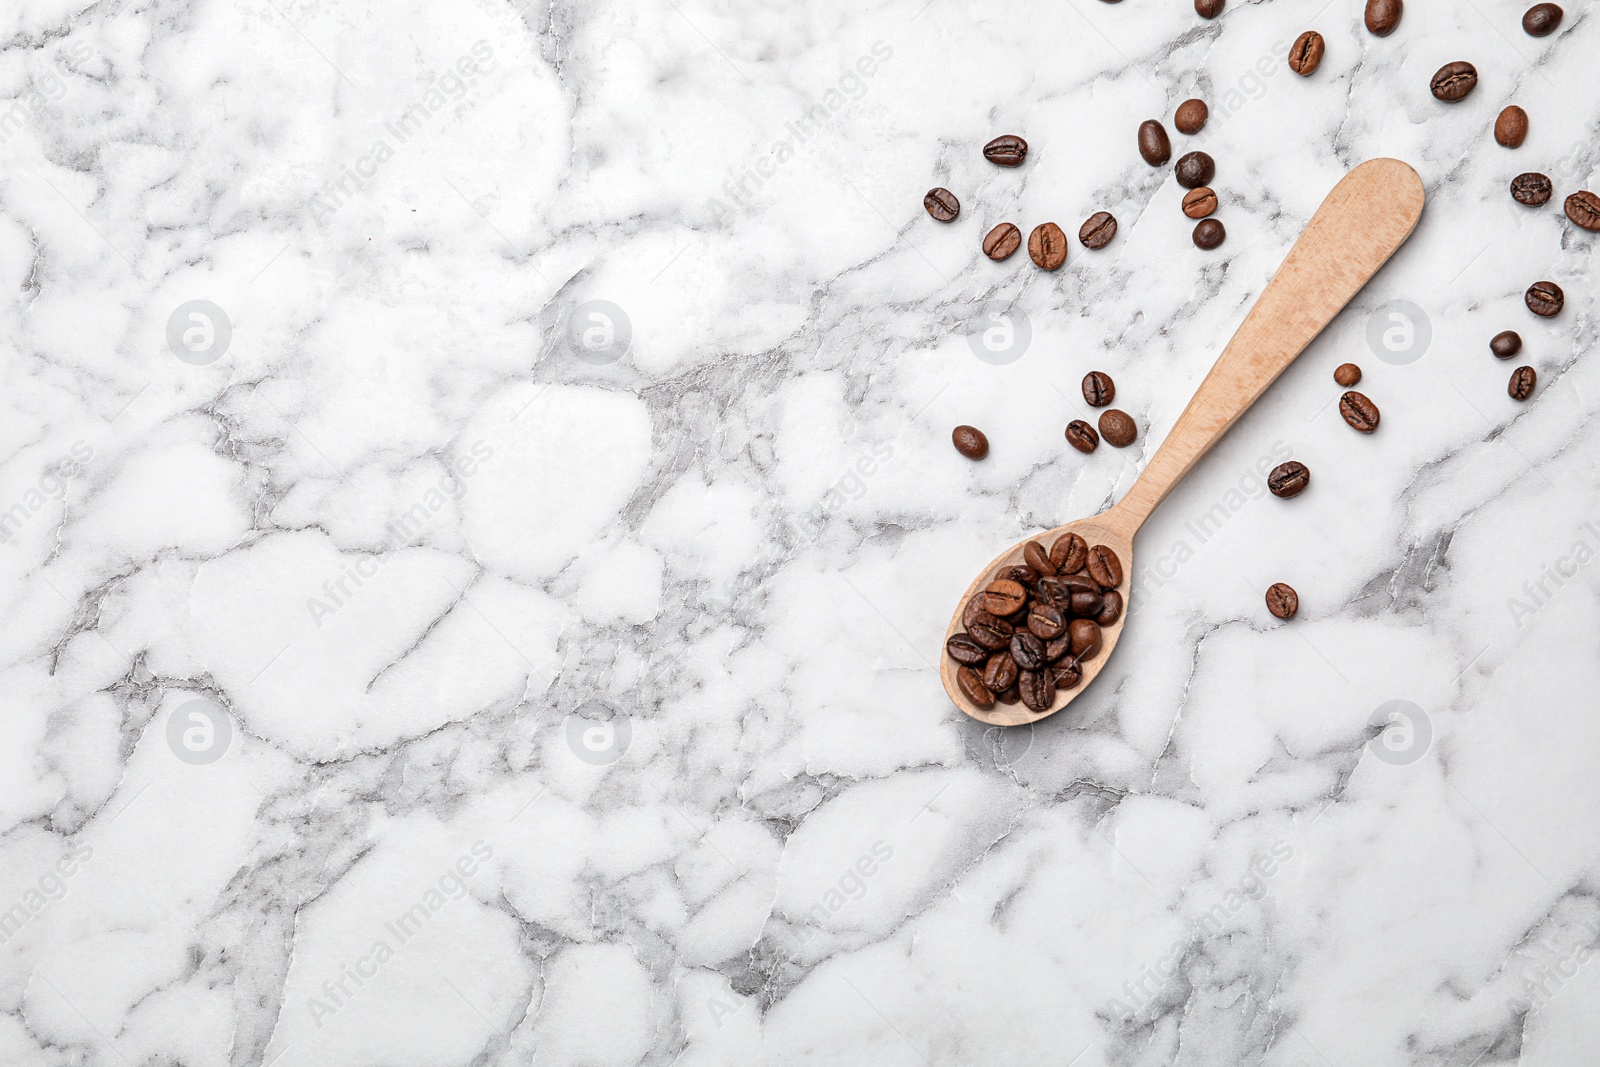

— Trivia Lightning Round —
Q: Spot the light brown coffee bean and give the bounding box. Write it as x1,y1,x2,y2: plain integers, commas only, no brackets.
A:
952,425,988,459
1174,99,1208,135
1023,540,1055,576
1099,409,1137,447
1082,371,1115,407
1087,545,1123,589
982,222,1022,260
1334,363,1362,386
1265,583,1298,619
1509,366,1536,401
1340,391,1380,433
1182,187,1218,219
1495,106,1529,148
924,187,959,221
1365,0,1402,36
1566,191,1600,232
1028,222,1068,270
1289,31,1325,75
1065,419,1099,453
956,665,995,708
981,579,1027,616
1050,532,1088,573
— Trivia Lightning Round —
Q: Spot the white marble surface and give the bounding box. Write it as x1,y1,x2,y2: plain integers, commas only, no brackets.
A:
1,0,1598,1063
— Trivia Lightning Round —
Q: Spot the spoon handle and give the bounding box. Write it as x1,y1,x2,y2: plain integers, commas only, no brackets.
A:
1109,158,1424,534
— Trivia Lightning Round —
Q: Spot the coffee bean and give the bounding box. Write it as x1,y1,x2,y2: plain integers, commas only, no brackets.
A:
1340,391,1380,433
924,188,959,222
1523,3,1563,36
1023,540,1055,576
946,633,989,666
983,134,1028,167
1067,618,1103,661
1565,191,1600,232
1495,106,1529,148
995,684,1021,705
1052,659,1082,690
1138,120,1172,167
1511,172,1553,206
1028,222,1068,270
968,613,1014,650
1028,602,1067,640
1065,420,1099,453
962,594,990,628
1174,99,1208,135
1509,366,1537,401
1011,631,1047,671
1195,0,1224,16
1430,61,1477,102
982,579,1028,616
1096,590,1123,626
1525,281,1564,318
1182,187,1218,219
1265,583,1299,620
1045,632,1072,663
984,651,1020,692
997,565,1038,586
1082,371,1115,408
1288,31,1325,76
1087,545,1123,589
1050,532,1088,573
1057,574,1101,596
956,665,995,709
1490,331,1522,360
1068,590,1104,619
1192,218,1226,250
1267,461,1311,498
1175,151,1215,189
1080,211,1118,249
1334,363,1362,386
1099,409,1137,448
952,425,988,459
1018,669,1055,712
1364,0,1402,36
982,222,1022,261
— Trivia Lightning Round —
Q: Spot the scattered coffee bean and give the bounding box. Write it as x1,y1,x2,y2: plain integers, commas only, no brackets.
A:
952,425,989,459
956,665,995,709
1065,420,1099,453
1192,218,1226,250
1082,371,1116,407
1265,582,1299,620
1175,99,1209,135
1340,391,1380,433
1023,539,1055,576
1364,0,1402,36
982,579,1028,616
1080,211,1118,249
924,188,959,222
1195,0,1224,17
1511,172,1553,206
946,633,989,665
1051,532,1088,573
1175,151,1215,189
1490,331,1522,360
1096,591,1123,626
1525,280,1564,318
983,134,1028,167
1509,366,1537,401
1138,120,1172,167
1495,106,1529,148
1267,461,1311,498
1087,545,1123,589
984,651,1020,692
1182,187,1218,219
982,222,1022,261
1028,222,1068,270
1334,363,1362,386
1565,191,1600,232
1098,409,1137,447
1522,3,1563,36
1430,61,1477,102
1288,31,1325,76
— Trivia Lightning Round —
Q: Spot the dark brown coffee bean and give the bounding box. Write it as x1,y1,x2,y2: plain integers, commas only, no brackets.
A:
924,188,959,222
952,425,988,459
984,651,1020,692
1098,409,1137,447
1065,420,1099,453
1523,3,1563,36
1495,106,1529,148
946,633,989,666
981,579,1027,616
1364,0,1402,36
1267,461,1311,498
1265,583,1298,620
1508,366,1537,401
1027,603,1067,640
1017,669,1055,712
1137,120,1172,167
1340,391,1380,433
1182,187,1218,219
1288,31,1325,75
1096,590,1123,627
1175,151,1215,189
956,666,995,709
962,594,989,628
968,613,1014,651
1195,0,1223,17
1067,618,1103,661
1028,222,1067,270
1052,659,1082,690
1511,172,1553,206
1087,545,1123,589
981,222,1022,261
1079,211,1118,249
1011,631,1047,671
1565,191,1600,232
1334,363,1362,386
1192,218,1226,250
1023,540,1055,576
1057,574,1101,595
983,135,1028,167
995,684,1021,705
997,565,1038,586
1490,331,1522,360
1050,532,1088,573
1525,281,1564,318
1430,61,1477,102
1174,99,1208,135
1045,630,1072,660
1068,590,1104,618
1082,371,1115,408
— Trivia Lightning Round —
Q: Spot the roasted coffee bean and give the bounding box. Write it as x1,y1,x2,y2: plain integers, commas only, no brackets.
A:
1174,99,1209,135
1138,120,1172,167
1288,31,1325,75
1334,363,1362,386
952,425,989,459
1364,0,1402,36
1028,602,1067,640
1175,151,1215,189
1565,191,1600,232
1490,331,1522,360
1018,669,1055,712
1523,3,1563,36
1430,61,1477,102
1011,631,1047,671
946,633,989,666
1068,618,1103,661
1267,461,1311,498
1098,409,1137,447
1023,540,1056,576
1096,590,1123,627
1087,545,1123,589
1068,590,1105,618
1511,172,1553,206
1057,574,1101,596
1053,659,1083,690
956,666,995,709
962,594,989,628
997,565,1038,585
1182,187,1218,219
1525,281,1564,318
968,613,1015,651
1509,366,1537,401
1495,106,1529,149
982,222,1022,261
1082,371,1116,408
983,134,1028,167
1065,420,1099,453
1340,391,1380,433
1265,583,1299,620
1195,0,1223,17
1050,532,1089,573
1028,222,1068,270
995,684,1021,705
924,187,960,222
1192,218,1226,250
981,579,1027,616
984,651,1020,692
1045,630,1072,661
1080,211,1118,249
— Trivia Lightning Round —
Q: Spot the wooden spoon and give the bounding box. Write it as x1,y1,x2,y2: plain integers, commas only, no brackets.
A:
941,158,1425,726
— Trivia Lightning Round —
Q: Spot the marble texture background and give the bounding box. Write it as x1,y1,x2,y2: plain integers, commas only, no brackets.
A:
1,0,1597,1063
